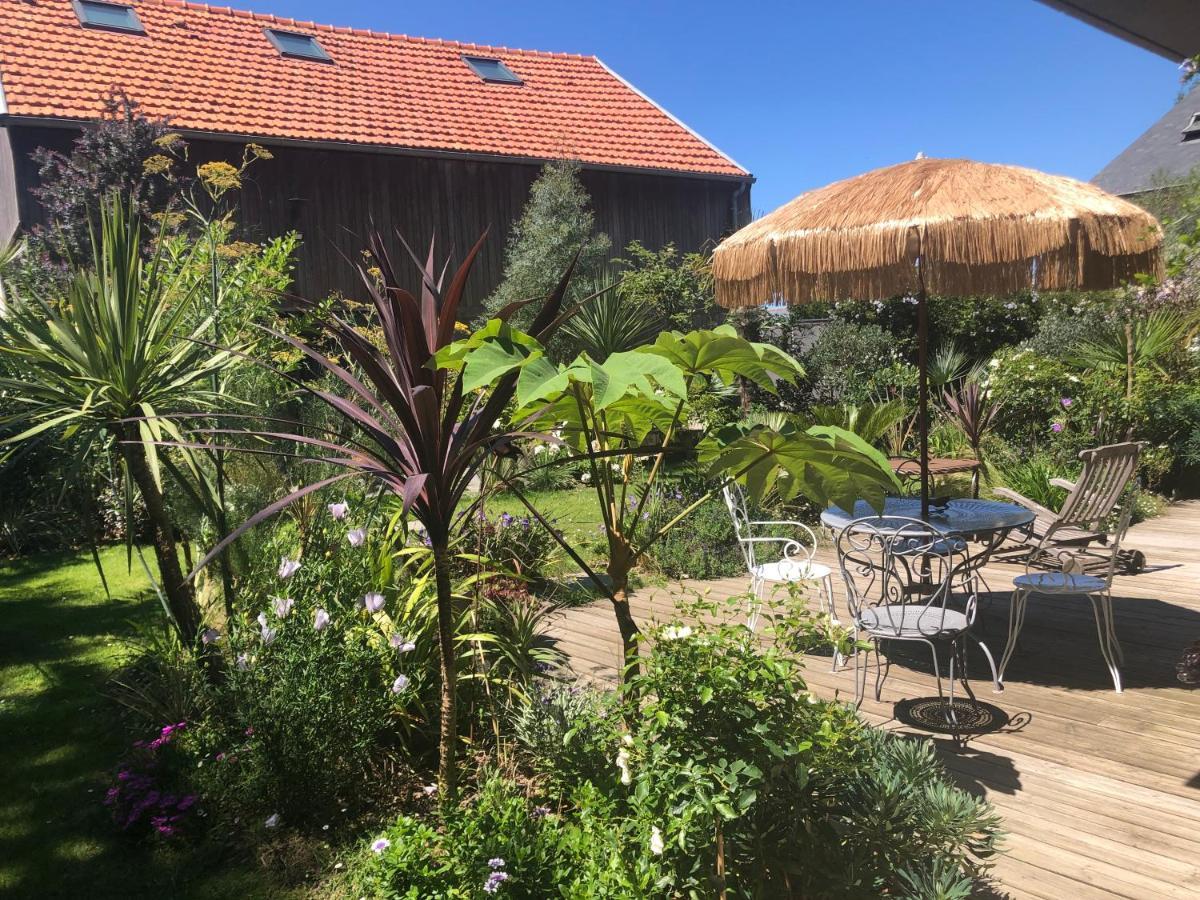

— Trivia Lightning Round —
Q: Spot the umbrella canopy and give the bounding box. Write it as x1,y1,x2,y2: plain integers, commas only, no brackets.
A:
712,157,1164,517
712,157,1163,308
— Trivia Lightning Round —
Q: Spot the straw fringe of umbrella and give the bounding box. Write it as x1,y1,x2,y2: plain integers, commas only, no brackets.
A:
712,158,1163,308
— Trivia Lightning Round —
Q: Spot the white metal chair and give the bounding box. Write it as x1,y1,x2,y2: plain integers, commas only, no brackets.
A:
836,516,1001,727
999,503,1134,693
721,485,838,660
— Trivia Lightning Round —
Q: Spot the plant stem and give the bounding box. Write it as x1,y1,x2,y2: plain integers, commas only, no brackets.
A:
431,537,459,800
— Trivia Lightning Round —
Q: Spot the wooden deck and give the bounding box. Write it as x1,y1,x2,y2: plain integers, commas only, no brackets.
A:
547,501,1200,899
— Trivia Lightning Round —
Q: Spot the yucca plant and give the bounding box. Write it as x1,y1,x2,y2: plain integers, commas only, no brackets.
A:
0,195,236,642
191,229,579,797
559,278,662,361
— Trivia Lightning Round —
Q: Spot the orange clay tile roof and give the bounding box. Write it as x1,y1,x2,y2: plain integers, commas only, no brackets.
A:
0,0,749,178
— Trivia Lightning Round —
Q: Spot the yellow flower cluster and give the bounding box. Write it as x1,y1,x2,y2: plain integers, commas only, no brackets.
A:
197,161,242,194
142,154,174,175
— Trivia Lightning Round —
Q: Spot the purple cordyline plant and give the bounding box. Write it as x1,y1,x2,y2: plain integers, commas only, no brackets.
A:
181,228,583,799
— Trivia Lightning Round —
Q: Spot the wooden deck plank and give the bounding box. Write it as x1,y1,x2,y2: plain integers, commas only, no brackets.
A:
549,501,1200,899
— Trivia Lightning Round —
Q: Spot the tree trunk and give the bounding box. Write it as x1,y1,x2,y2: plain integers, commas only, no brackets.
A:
606,550,641,681
432,539,458,800
119,431,201,644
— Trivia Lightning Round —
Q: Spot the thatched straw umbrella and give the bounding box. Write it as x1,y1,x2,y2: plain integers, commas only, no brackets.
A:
712,157,1163,518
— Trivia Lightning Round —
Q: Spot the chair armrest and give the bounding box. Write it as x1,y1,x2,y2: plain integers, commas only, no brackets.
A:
748,520,812,529
992,487,1054,519
1049,478,1076,491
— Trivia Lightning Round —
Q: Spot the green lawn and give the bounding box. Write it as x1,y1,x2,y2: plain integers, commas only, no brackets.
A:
0,546,294,899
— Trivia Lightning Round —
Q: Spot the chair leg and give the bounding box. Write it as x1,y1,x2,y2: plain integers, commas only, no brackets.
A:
997,588,1028,686
873,642,891,702
823,575,843,672
947,642,958,727
970,632,1003,693
1101,593,1124,665
853,637,869,708
1089,593,1123,693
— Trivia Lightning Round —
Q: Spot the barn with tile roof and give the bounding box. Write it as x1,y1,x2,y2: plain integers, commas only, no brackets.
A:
0,0,752,310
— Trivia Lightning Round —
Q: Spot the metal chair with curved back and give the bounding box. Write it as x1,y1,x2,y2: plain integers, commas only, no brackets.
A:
999,503,1134,693
721,484,838,659
836,516,1001,726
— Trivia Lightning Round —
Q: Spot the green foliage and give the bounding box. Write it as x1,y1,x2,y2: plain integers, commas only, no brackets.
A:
805,401,911,449
460,509,560,581
644,490,743,580
795,320,902,406
614,240,716,332
559,280,662,362
481,159,611,333
993,454,1069,512
509,683,622,794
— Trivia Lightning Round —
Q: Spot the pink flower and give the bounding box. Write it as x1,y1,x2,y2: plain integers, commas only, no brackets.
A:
1060,397,1073,409
364,592,385,613
390,634,416,653
347,528,367,547
314,608,331,631
277,557,300,579
328,500,350,520
1051,422,1064,433
391,674,409,693
272,596,295,618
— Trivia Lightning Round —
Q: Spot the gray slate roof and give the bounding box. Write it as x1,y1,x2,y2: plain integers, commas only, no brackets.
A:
1094,88,1200,196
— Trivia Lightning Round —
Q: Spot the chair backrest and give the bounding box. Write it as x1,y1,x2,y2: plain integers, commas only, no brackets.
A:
835,516,974,637
1056,442,1141,532
721,483,816,573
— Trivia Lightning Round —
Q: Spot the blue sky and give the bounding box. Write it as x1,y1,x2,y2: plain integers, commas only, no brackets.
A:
239,0,1179,213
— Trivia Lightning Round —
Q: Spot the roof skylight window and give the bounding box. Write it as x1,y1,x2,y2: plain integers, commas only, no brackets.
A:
1184,112,1200,141
463,56,522,85
265,29,332,62
73,0,144,34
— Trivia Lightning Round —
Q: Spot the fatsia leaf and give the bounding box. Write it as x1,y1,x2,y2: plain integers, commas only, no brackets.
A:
587,350,687,410
641,327,803,391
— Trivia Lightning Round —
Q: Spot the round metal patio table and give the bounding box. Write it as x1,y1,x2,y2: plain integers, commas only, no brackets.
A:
820,497,1034,539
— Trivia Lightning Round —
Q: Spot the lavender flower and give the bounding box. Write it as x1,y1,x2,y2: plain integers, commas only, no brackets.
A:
272,596,295,618
347,527,367,547
1051,422,1064,434
364,592,385,613
256,611,269,629
531,805,551,819
1060,397,1073,409
391,674,409,693
488,857,505,869
200,628,220,645
277,557,300,579
371,837,391,854
260,626,278,646
390,634,416,653
483,871,509,894
314,608,331,632
328,500,350,520
265,813,280,828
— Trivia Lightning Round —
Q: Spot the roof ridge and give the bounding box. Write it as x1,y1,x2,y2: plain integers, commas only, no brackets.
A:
149,0,597,59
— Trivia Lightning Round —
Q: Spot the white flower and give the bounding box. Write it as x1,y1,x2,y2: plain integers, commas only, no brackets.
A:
532,444,547,455
260,625,278,646
265,813,280,828
390,634,416,653
391,674,409,693
347,527,367,547
580,472,591,484
615,748,632,785
650,825,664,856
328,500,350,520
277,557,300,579
236,652,251,671
364,592,385,613
272,596,295,618
314,608,331,631
257,611,269,629
421,783,438,797
661,625,693,641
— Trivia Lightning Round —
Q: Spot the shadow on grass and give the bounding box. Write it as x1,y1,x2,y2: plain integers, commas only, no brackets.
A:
0,548,283,899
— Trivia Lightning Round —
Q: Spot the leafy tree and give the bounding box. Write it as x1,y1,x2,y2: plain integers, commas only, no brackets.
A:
27,93,186,268
440,323,899,673
481,159,610,332
0,196,237,642
615,240,716,331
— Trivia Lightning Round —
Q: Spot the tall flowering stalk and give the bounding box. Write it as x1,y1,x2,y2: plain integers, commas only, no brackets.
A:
189,230,580,798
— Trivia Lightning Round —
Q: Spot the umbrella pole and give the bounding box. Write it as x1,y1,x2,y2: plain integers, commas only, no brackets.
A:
916,283,930,521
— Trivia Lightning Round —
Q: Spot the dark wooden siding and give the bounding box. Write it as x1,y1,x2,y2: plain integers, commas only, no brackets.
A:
4,125,750,318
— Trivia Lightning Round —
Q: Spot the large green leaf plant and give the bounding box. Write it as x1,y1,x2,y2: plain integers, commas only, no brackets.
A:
438,322,899,673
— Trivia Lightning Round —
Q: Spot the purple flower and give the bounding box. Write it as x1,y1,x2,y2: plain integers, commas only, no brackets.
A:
277,557,301,579
364,592,385,613
484,871,509,894
1051,422,1064,433
391,674,410,693
531,805,551,819
347,527,367,547
371,837,391,854
272,596,295,618
1060,397,1073,409
488,857,506,869
314,608,331,632
390,634,416,653
200,627,220,645
328,500,350,520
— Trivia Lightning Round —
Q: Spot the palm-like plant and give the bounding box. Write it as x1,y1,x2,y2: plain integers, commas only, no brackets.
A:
806,401,911,449
191,230,578,798
560,278,662,361
942,380,1002,497
1072,311,1192,407
0,195,236,642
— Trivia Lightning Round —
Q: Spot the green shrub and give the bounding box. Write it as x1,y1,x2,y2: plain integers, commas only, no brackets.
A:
643,490,744,580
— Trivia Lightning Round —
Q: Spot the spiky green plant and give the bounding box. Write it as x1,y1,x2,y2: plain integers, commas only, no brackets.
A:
0,195,235,642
